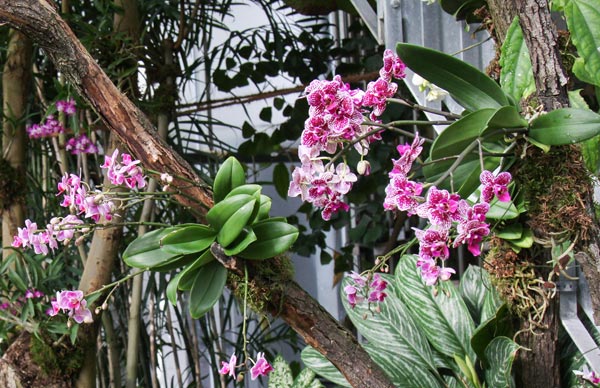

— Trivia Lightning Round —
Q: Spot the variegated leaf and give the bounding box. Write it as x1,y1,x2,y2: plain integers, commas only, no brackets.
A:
395,255,476,361
341,274,439,373
300,347,350,387
484,337,520,388
269,355,293,388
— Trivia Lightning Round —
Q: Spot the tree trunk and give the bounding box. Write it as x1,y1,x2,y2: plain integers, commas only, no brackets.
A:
1,29,31,259
0,1,395,387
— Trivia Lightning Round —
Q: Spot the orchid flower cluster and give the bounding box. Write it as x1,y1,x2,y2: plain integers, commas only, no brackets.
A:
13,149,146,255
0,288,44,315
288,50,513,291
344,272,388,309
574,366,600,386
26,99,99,155
47,290,93,324
288,49,406,221
382,135,511,285
218,352,273,382
12,149,147,323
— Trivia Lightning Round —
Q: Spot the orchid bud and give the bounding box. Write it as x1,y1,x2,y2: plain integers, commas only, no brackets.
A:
357,160,371,176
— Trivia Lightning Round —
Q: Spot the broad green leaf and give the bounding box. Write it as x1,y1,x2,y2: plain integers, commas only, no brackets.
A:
273,162,290,199
222,227,257,256
301,347,351,387
178,250,216,291
396,255,476,361
430,109,495,159
565,0,600,87
424,154,500,199
507,227,533,249
499,17,535,102
528,108,600,145
481,286,503,323
341,275,439,374
151,253,197,272
257,194,272,221
486,197,519,220
167,270,186,305
485,106,528,132
213,156,246,203
573,58,598,85
570,89,600,173
225,183,262,198
188,260,227,319
238,219,298,259
206,194,257,247
484,337,520,388
160,224,216,255
269,355,293,388
495,223,523,240
396,43,508,111
123,227,181,268
471,304,513,366
459,265,493,323
364,343,445,388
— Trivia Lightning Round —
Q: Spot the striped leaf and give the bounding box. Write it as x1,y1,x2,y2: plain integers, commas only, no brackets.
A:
484,337,520,388
459,265,493,324
341,275,439,373
364,343,445,388
300,347,350,387
480,286,503,323
395,255,476,361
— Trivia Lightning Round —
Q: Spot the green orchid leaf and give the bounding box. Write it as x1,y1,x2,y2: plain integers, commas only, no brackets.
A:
123,227,182,268
528,108,600,145
167,270,186,305
499,17,535,102
570,89,600,174
471,304,513,366
188,260,227,319
494,223,524,240
459,265,494,324
424,154,501,199
273,162,290,199
206,194,257,247
300,347,351,387
396,43,509,111
565,0,600,87
269,355,293,388
486,197,519,220
485,106,528,132
430,108,495,160
257,194,272,221
178,250,217,291
151,253,197,272
508,227,533,249
213,156,246,203
160,224,216,255
238,219,298,259
223,227,257,256
225,184,262,222
484,337,520,388
396,255,476,361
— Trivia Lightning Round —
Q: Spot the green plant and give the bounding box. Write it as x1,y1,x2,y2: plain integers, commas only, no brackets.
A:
302,258,518,388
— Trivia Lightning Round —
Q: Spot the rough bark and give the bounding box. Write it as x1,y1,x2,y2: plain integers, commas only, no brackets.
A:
486,1,580,387
0,1,394,387
1,29,31,259
485,0,516,45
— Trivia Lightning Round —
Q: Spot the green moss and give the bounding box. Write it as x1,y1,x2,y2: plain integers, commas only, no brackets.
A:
30,334,84,378
227,255,295,315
